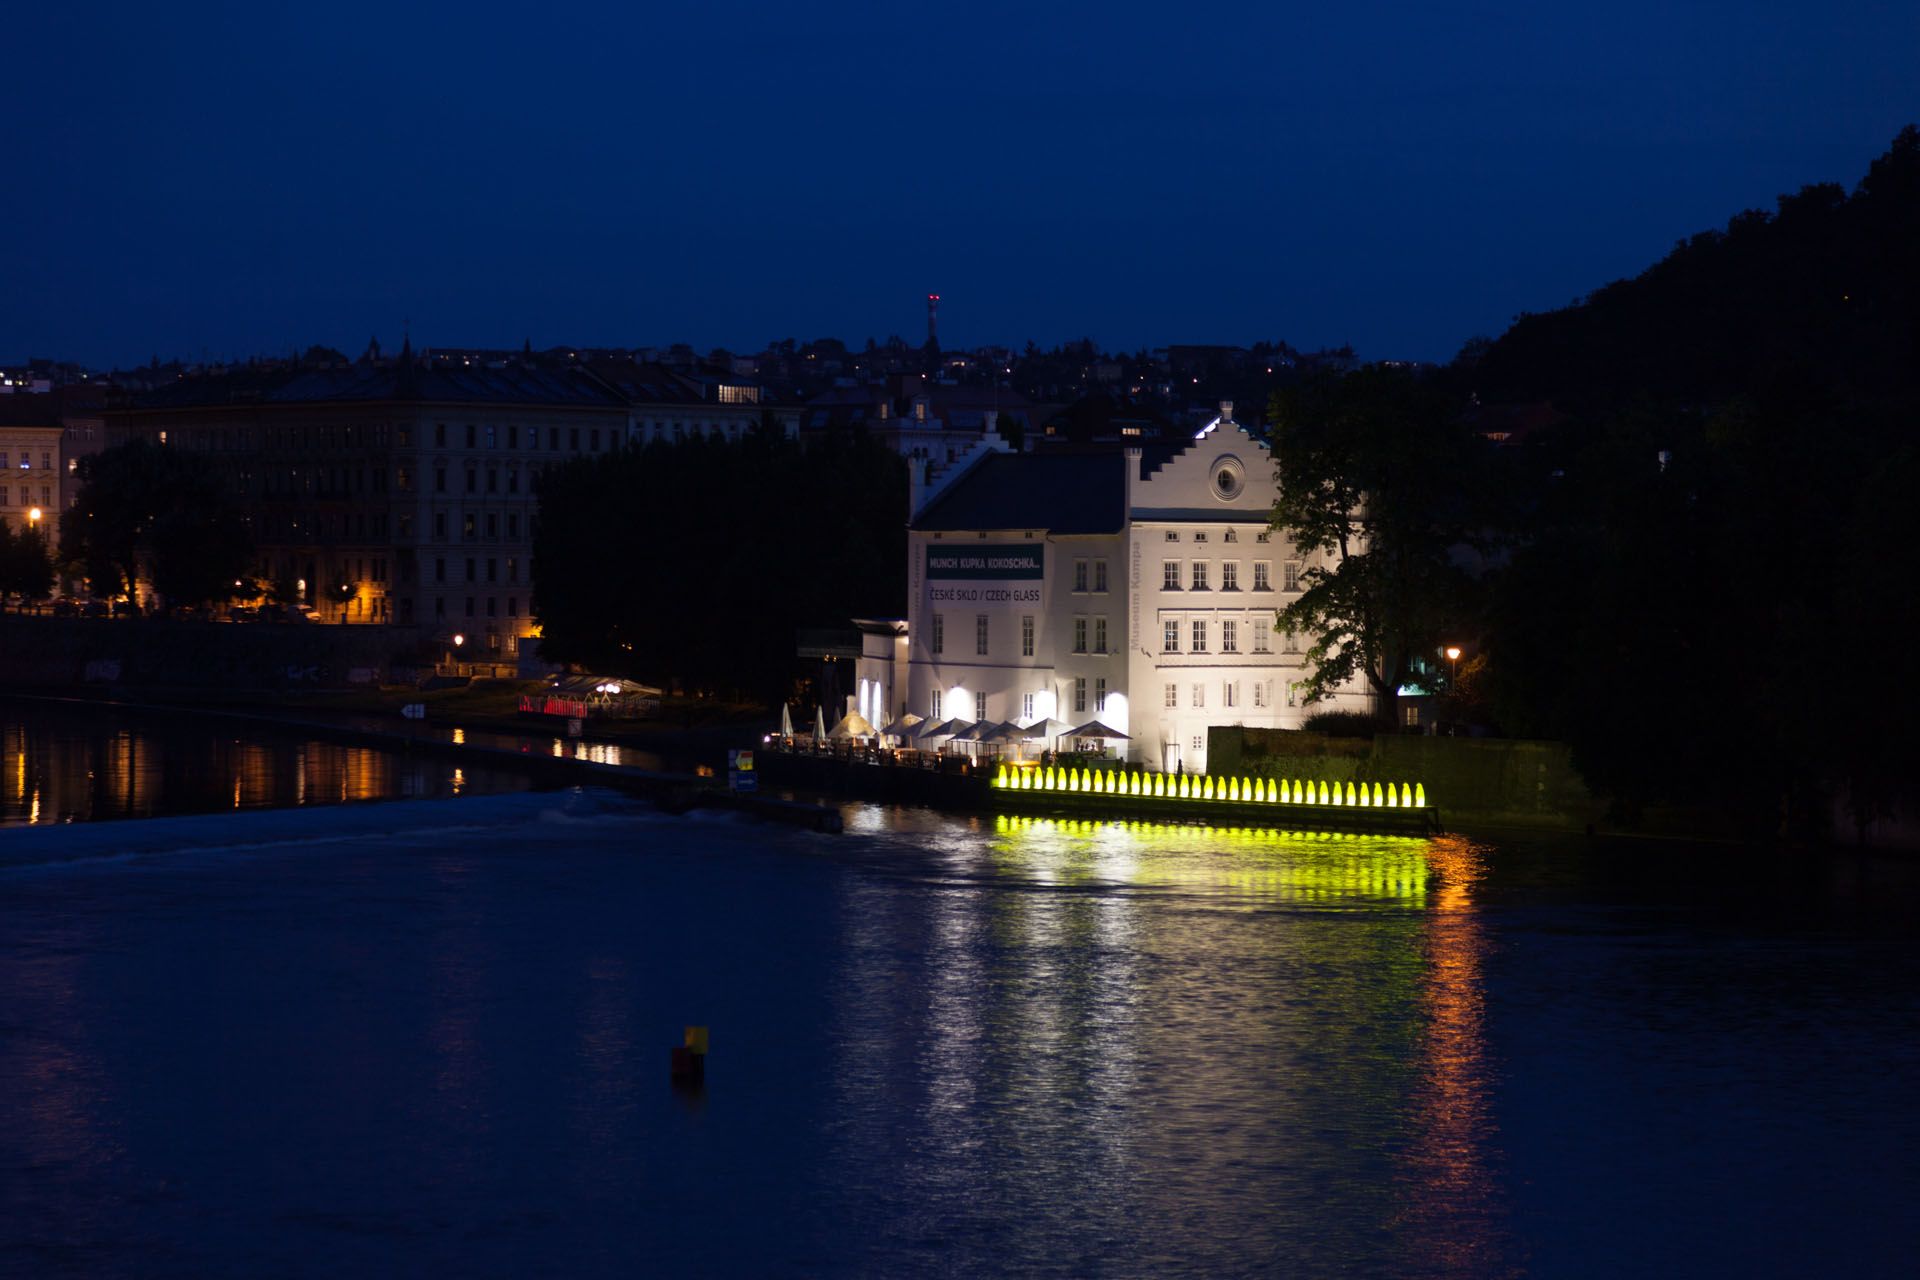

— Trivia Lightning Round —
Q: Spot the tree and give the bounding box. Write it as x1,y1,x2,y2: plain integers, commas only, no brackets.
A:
61,439,254,607
1268,366,1484,726
532,427,908,702
0,523,57,606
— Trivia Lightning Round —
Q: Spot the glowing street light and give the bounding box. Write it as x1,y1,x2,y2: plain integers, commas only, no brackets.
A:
26,506,41,527
1445,645,1462,689
452,633,465,648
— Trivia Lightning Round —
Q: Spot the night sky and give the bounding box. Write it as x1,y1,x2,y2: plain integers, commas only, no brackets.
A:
6,1,1914,368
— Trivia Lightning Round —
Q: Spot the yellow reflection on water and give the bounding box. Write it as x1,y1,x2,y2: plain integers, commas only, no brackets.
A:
452,727,466,746
989,814,1431,904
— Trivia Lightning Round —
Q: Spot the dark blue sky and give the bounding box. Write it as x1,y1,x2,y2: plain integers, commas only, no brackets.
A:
6,1,1914,368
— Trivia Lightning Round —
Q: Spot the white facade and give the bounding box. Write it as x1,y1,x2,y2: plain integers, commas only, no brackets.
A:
905,417,1371,768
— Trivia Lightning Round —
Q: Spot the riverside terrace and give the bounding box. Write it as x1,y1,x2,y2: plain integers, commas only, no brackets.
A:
755,740,1442,834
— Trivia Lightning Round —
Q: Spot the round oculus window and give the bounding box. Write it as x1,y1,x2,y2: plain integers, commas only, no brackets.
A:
1211,455,1246,501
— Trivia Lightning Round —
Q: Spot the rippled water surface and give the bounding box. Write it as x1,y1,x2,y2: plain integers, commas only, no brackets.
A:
2,787,1917,1277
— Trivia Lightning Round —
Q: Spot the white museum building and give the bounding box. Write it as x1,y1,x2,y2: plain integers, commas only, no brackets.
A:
902,405,1373,772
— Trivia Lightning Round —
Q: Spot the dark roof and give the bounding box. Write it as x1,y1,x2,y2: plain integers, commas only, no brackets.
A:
912,452,1126,534
0,394,61,427
120,361,629,412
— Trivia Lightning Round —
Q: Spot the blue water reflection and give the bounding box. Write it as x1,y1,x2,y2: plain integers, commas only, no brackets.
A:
0,792,1915,1276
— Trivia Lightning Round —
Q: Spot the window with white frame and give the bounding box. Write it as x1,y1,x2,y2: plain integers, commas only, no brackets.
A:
1096,677,1107,712
1253,561,1271,590
1163,560,1180,589
1287,682,1297,707
1221,561,1239,591
1021,614,1034,657
1223,681,1237,708
931,688,943,719
1074,677,1087,713
1074,559,1088,592
1164,683,1177,708
1165,530,1179,542
1286,629,1299,653
1224,529,1237,543
1192,683,1205,708
1253,624,1270,653
1094,616,1107,653
976,613,989,656
1191,561,1209,590
1256,531,1271,543
1191,619,1207,651
1073,616,1088,653
1093,560,1108,592
1192,734,1204,752
976,691,988,721
1284,560,1302,592
1023,692,1035,720
1253,681,1266,708
932,612,944,654
1163,620,1179,652
1222,620,1238,652
1193,531,1207,543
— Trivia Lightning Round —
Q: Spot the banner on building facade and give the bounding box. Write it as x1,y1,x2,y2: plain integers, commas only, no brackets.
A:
925,542,1044,603
926,544,1043,579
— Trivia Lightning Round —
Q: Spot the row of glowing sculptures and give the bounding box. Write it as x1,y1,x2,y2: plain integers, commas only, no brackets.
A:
994,764,1426,808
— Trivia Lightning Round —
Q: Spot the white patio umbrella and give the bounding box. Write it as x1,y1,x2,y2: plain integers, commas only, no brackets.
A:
778,702,794,737
829,711,878,740
813,705,828,739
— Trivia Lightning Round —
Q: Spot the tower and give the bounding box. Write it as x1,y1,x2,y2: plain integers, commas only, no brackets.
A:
926,293,940,348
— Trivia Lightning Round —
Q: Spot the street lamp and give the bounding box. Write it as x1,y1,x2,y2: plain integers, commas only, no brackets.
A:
1445,645,1462,689
26,506,41,528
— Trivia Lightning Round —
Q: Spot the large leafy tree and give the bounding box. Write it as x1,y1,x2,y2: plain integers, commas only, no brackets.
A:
61,438,254,606
0,521,56,605
533,419,907,702
1268,366,1484,726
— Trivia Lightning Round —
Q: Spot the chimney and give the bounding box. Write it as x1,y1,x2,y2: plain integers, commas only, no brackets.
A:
1219,400,1234,424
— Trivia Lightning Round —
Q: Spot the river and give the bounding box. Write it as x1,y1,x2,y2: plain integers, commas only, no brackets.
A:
1,708,1915,1276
